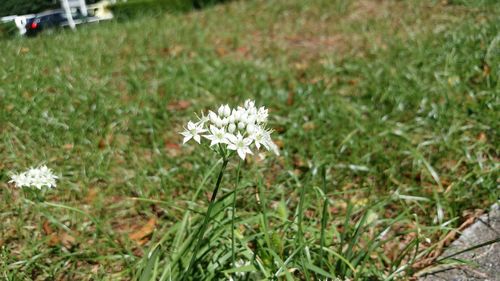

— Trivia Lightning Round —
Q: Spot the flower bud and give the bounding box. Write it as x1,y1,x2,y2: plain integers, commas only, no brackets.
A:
228,123,236,133
248,107,257,116
216,119,223,128
218,105,225,116
221,118,229,126
240,111,248,122
246,124,255,134
209,111,218,124
234,110,242,122
228,115,235,124
244,100,255,109
224,105,231,117
247,115,256,125
238,122,246,130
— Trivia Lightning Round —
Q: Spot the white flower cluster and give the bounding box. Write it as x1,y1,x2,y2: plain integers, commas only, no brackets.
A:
181,100,279,160
9,165,58,189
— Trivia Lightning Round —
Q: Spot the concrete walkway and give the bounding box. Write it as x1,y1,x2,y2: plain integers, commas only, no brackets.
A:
419,204,500,281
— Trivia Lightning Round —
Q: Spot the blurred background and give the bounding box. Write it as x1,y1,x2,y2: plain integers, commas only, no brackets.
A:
0,0,229,38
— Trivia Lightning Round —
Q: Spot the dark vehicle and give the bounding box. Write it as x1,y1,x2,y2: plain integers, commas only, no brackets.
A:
25,9,86,36
25,10,67,36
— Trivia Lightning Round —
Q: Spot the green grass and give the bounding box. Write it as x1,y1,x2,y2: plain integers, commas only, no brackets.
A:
0,0,499,280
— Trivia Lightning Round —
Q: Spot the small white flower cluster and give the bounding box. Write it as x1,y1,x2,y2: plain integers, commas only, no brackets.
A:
228,259,252,280
181,100,279,160
9,165,58,189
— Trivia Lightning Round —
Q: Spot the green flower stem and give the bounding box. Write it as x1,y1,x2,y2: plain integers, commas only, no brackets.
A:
183,158,229,280
319,165,328,269
232,159,242,268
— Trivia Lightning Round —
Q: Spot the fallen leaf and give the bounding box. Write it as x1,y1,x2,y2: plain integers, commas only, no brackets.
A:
348,79,359,86
165,142,182,157
85,187,98,204
132,247,144,257
167,100,191,111
302,121,315,131
151,204,166,218
216,47,228,57
98,139,106,149
305,210,315,219
42,221,61,246
236,46,249,55
294,61,309,71
293,155,307,169
274,140,284,149
168,45,184,56
477,132,487,142
274,126,286,134
48,235,60,246
482,63,490,76
287,92,295,106
60,232,76,249
129,218,156,245
43,220,53,234
63,143,74,150
98,134,113,149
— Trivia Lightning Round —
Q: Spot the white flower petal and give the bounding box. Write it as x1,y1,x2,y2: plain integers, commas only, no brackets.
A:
237,149,246,160
226,133,238,144
193,135,201,144
183,135,192,144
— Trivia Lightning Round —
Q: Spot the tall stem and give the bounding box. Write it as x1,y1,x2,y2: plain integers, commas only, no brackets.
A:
296,178,311,280
319,166,328,269
231,159,242,268
183,158,229,280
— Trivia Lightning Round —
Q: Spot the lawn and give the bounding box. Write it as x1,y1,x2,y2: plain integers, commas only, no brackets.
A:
0,0,498,280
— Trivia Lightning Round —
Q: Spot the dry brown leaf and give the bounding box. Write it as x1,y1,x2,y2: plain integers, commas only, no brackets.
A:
165,142,182,157
293,155,307,169
43,220,62,246
168,45,184,57
287,91,295,106
216,47,228,57
85,187,98,204
48,235,60,247
483,64,491,76
477,132,487,142
302,121,316,131
274,140,284,149
294,62,309,71
43,220,54,235
305,210,315,219
60,233,76,249
129,218,156,244
167,100,191,111
63,143,74,150
98,134,113,149
133,247,144,257
236,46,249,56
